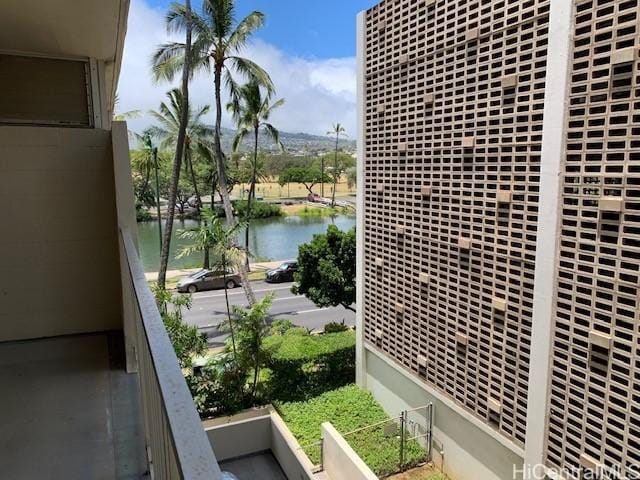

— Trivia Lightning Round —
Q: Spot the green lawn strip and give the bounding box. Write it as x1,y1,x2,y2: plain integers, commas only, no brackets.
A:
276,385,425,477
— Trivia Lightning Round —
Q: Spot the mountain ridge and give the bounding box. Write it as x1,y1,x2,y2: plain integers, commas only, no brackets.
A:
220,127,356,154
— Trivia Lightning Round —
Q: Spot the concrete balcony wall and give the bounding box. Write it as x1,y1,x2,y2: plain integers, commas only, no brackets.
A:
0,126,122,341
205,408,316,480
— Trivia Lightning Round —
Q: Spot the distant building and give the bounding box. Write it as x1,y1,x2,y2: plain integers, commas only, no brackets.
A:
356,1,639,479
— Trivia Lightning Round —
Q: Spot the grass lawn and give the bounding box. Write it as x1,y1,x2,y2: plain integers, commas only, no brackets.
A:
281,204,344,217
276,385,426,477
231,178,355,200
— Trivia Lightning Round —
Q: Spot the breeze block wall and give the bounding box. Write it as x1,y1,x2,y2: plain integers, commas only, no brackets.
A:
545,0,640,475
362,0,551,449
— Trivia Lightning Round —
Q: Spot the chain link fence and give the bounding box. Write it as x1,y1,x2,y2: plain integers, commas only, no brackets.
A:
340,403,435,478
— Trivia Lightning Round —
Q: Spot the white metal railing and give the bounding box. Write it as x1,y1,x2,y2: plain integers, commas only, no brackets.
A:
121,228,222,480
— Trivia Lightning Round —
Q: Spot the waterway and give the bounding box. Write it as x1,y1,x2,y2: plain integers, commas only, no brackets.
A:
137,214,356,272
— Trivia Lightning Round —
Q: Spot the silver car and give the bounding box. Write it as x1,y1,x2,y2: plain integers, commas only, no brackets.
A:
177,269,241,293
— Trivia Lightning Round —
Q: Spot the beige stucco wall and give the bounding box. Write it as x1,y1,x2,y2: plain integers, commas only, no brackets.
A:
321,422,377,480
0,126,122,341
205,412,272,462
365,348,524,480
270,411,316,480
203,408,315,480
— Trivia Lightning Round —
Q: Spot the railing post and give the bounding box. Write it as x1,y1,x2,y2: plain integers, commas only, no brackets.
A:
427,403,434,461
399,410,406,470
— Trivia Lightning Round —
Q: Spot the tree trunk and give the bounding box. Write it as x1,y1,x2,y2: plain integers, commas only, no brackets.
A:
303,183,315,195
153,149,162,253
157,0,192,290
186,145,202,218
252,344,260,402
332,135,338,207
222,256,237,357
213,61,256,305
142,164,151,200
244,126,259,272
203,248,210,270
342,303,356,313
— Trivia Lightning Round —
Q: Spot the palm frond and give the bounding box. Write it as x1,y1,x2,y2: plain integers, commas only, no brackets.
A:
232,126,250,152
151,42,187,83
223,68,242,109
261,123,283,151
227,11,266,52
202,0,235,41
227,56,274,95
262,97,285,120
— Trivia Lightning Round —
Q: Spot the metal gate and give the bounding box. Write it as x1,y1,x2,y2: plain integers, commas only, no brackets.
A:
400,403,435,468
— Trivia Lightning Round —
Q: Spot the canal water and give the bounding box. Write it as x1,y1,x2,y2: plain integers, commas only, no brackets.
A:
137,214,356,272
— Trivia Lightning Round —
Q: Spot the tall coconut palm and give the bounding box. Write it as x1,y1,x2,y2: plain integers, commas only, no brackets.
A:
228,79,284,269
153,0,193,290
327,123,347,207
149,88,213,218
152,0,274,305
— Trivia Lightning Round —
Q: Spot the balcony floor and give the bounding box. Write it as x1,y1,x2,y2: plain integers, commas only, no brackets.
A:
220,452,287,480
0,333,148,479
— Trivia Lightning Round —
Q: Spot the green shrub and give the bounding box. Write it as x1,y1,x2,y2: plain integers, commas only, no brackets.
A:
186,355,251,418
152,286,206,369
269,318,296,336
233,200,283,219
323,321,349,333
277,385,425,477
136,202,153,222
263,331,355,401
297,206,337,218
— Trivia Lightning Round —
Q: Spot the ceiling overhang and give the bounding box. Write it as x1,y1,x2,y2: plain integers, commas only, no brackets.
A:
0,0,130,109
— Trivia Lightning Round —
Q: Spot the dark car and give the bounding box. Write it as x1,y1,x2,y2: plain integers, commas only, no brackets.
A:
265,261,298,283
177,269,241,293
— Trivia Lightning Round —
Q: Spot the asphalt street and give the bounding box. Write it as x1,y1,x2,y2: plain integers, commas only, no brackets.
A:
182,280,355,347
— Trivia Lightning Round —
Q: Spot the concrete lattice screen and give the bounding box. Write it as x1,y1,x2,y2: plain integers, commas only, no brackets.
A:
362,0,551,448
545,0,640,472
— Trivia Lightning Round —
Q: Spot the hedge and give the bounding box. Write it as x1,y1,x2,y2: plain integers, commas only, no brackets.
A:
234,200,283,219
263,330,355,401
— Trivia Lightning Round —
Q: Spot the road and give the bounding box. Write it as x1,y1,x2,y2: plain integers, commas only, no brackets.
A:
182,280,355,347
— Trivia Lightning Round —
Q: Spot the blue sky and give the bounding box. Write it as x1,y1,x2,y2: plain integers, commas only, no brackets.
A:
147,0,374,58
119,0,369,135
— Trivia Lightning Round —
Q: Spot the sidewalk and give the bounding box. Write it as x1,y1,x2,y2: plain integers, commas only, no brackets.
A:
144,260,284,282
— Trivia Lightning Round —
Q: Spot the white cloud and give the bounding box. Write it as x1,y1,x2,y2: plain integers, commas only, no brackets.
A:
116,0,357,138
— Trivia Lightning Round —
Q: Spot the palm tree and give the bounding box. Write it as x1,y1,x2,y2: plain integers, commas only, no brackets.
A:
152,0,274,305
149,88,213,217
228,79,284,269
153,0,193,290
181,210,247,356
230,294,274,402
327,123,347,207
176,207,217,269
131,129,162,251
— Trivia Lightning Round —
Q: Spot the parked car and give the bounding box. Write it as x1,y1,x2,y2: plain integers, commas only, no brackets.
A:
265,261,298,283
177,269,241,293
